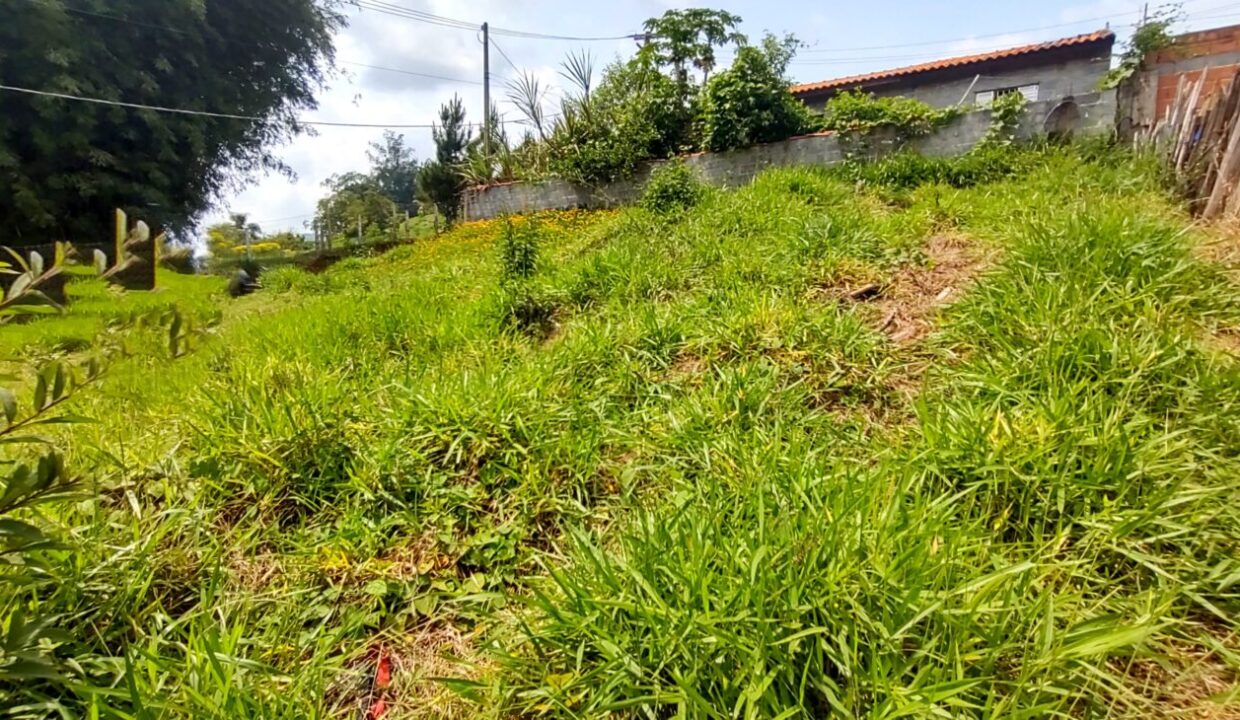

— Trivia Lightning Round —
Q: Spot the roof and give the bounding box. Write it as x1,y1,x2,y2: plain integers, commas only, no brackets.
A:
790,29,1115,96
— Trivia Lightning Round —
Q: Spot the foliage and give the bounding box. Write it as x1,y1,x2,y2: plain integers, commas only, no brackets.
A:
316,171,399,242
463,104,511,186
640,160,705,214
698,34,817,151
366,131,421,214
1103,5,1183,89
418,97,472,223
978,91,1029,148
205,222,245,258
0,361,97,689
832,145,1028,189
495,218,556,335
642,8,745,89
822,90,960,145
0,0,342,246
544,51,694,184
1,245,67,322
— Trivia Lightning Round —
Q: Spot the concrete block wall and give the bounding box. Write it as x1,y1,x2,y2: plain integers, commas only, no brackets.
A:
462,91,1117,221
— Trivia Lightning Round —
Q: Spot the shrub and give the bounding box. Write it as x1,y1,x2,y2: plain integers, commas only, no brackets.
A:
640,160,705,214
977,91,1028,149
833,146,1026,189
698,35,818,151
547,52,688,185
495,218,558,336
822,90,959,144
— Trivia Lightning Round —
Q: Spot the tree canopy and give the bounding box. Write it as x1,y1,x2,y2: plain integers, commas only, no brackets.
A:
366,131,420,213
0,0,343,246
417,96,471,223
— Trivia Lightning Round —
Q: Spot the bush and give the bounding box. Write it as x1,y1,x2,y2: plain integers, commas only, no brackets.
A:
496,218,558,336
698,36,818,151
977,91,1028,149
547,52,688,185
822,90,959,142
834,146,1026,189
640,160,705,214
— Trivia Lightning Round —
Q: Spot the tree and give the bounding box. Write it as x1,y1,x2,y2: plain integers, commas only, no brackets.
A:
642,9,745,90
205,222,244,257
314,172,397,242
366,132,420,213
417,97,471,224
0,0,343,246
230,212,262,242
698,35,817,152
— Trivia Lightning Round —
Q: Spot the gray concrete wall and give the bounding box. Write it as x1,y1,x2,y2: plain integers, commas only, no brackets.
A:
461,91,1117,221
864,55,1112,109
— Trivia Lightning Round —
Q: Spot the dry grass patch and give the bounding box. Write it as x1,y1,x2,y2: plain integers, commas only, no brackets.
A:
870,233,993,344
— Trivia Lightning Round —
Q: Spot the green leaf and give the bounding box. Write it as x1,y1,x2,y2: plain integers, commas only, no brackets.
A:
0,387,15,425
0,518,46,543
32,374,46,412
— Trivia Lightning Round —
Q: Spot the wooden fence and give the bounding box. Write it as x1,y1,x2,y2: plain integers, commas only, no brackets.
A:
1140,66,1240,218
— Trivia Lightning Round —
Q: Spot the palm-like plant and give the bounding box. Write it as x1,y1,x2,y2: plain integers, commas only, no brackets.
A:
1,245,67,323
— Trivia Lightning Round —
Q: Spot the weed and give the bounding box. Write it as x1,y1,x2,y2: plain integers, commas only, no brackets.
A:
640,160,706,215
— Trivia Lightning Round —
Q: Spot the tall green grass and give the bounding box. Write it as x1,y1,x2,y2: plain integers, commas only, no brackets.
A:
1,149,1237,717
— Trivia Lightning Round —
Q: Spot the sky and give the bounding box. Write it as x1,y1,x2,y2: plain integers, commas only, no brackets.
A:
207,0,1240,236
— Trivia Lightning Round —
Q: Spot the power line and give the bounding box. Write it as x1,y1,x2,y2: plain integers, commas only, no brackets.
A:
0,84,445,129
340,61,483,86
776,6,1240,67
23,1,486,88
352,0,641,42
249,212,317,225
791,0,1240,55
489,37,522,76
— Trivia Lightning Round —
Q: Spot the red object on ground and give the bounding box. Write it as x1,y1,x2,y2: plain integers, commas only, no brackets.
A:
367,698,388,719
375,654,393,690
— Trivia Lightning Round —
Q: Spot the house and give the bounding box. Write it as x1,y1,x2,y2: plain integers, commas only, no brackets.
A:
790,30,1116,110
1124,24,1240,134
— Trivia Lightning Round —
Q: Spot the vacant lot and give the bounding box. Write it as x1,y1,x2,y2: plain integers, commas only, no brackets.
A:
2,147,1238,718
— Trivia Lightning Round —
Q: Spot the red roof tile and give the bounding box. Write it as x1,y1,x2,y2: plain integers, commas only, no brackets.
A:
790,29,1115,96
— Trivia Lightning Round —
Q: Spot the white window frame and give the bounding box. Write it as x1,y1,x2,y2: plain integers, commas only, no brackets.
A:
976,83,1040,106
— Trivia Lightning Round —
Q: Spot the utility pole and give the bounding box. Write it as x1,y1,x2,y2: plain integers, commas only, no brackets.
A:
482,21,491,162
357,215,363,245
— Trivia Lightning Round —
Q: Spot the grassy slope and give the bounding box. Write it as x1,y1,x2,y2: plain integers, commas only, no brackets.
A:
2,150,1239,718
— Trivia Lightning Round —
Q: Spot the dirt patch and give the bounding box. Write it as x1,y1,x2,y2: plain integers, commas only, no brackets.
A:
227,550,289,593
1120,636,1240,719
1198,225,1240,358
1209,329,1240,357
1198,224,1240,278
329,623,487,720
662,353,708,384
862,234,992,345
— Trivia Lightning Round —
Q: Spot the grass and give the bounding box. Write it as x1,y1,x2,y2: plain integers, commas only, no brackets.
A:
1,148,1239,718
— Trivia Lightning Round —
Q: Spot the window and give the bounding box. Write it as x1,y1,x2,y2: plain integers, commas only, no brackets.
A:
976,83,1039,106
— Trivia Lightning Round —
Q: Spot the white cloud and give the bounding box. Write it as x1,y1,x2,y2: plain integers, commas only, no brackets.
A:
204,1,641,237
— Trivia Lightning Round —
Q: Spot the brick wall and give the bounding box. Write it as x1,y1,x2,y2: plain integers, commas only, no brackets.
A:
1127,24,1240,133
462,91,1116,221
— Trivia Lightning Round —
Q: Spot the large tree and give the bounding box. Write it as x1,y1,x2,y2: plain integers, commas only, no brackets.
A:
366,131,420,214
314,171,397,241
0,0,343,246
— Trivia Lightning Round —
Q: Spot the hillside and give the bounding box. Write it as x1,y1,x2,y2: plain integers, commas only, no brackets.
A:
2,147,1239,717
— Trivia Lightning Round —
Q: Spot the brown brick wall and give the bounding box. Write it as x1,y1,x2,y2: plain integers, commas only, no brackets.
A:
1150,24,1240,64
1156,64,1240,119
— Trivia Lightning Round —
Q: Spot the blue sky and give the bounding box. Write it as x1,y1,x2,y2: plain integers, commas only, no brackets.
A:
212,0,1240,234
